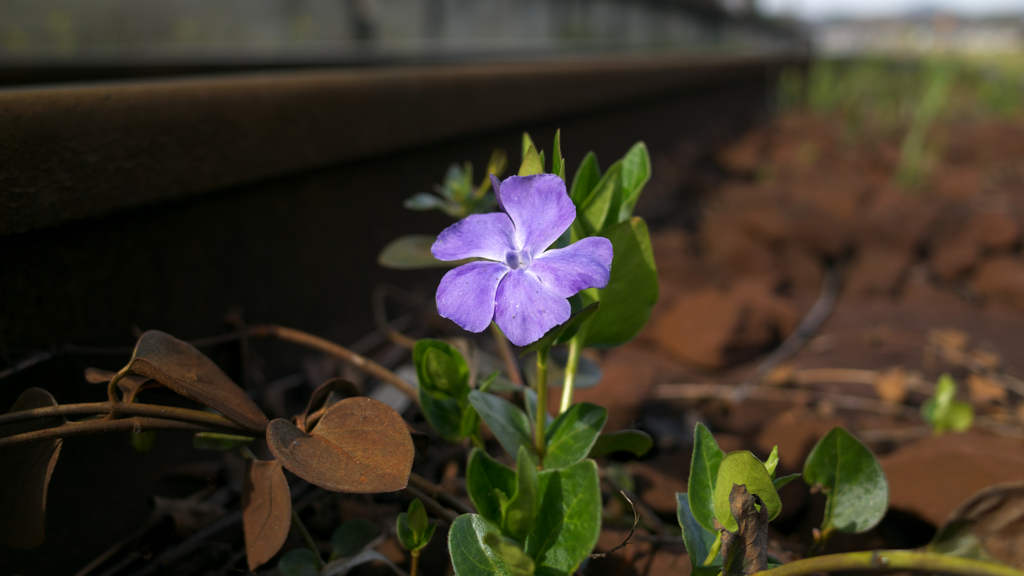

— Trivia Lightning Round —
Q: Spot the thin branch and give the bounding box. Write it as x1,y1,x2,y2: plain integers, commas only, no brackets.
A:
0,416,243,448
407,473,476,515
402,485,460,524
602,473,669,538
733,265,841,402
0,401,252,432
653,383,920,419
490,322,522,386
249,324,419,405
0,350,54,381
591,491,639,558
373,286,419,350
754,550,1024,576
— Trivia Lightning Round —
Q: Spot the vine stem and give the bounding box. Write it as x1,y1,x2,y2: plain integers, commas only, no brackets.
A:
248,324,419,405
558,336,581,414
534,348,549,459
0,416,244,448
0,401,252,432
754,550,1024,576
410,550,420,576
291,510,325,569
490,322,522,386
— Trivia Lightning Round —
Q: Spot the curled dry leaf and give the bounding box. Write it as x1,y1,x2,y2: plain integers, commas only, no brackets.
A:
84,367,154,403
719,485,768,576
242,460,292,571
930,480,1024,568
295,377,361,432
267,397,414,493
125,331,269,431
967,374,1008,405
874,367,908,404
0,388,66,549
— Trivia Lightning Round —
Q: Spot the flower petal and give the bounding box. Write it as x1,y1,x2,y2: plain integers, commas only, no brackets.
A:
531,236,613,298
494,269,570,347
498,174,576,256
436,262,509,333
431,212,516,261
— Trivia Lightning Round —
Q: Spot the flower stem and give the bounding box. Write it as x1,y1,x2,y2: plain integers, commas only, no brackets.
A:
489,322,522,386
534,348,549,459
558,336,582,414
754,550,1024,576
291,510,325,569
410,550,421,576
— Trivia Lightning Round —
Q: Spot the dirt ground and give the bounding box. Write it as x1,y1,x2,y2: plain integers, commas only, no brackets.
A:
577,110,1024,572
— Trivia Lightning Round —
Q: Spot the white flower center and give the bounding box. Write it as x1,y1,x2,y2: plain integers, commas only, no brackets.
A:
504,248,532,270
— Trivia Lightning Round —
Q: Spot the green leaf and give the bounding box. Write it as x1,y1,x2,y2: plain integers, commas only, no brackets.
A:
404,192,452,212
773,474,800,490
469,391,535,462
483,533,537,576
278,549,321,576
334,518,379,558
803,427,888,534
192,432,254,451
576,164,620,236
424,348,464,396
130,430,156,453
520,145,544,177
522,132,537,165
765,446,780,478
569,152,601,205
543,403,607,469
503,446,540,540
378,235,463,270
524,459,602,575
551,130,565,181
467,448,516,526
676,493,720,569
713,451,782,532
415,340,470,398
449,514,519,576
409,498,429,534
415,339,474,442
688,423,725,533
580,217,658,348
588,429,653,458
519,303,599,357
616,142,651,222
922,373,974,434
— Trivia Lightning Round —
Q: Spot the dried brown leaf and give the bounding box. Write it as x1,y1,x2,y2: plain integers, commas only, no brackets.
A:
267,397,413,493
719,484,768,576
0,388,66,548
928,328,970,366
874,367,908,404
296,377,361,432
126,330,269,431
931,481,1024,567
84,368,154,402
242,460,292,571
967,374,1008,405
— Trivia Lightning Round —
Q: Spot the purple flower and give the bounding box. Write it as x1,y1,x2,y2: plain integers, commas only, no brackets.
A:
431,174,613,347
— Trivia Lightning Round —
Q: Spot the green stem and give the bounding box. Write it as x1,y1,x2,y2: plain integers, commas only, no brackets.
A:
410,549,421,576
755,550,1024,576
534,348,549,459
558,336,582,414
291,510,325,569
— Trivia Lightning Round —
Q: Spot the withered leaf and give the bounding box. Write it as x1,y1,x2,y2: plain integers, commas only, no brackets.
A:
267,397,414,493
242,460,292,571
125,330,269,431
967,374,1008,405
0,388,66,549
296,377,361,432
84,367,154,403
930,481,1024,568
874,367,908,404
720,485,768,576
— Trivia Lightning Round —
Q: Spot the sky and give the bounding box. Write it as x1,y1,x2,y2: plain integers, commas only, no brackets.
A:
758,0,1024,20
